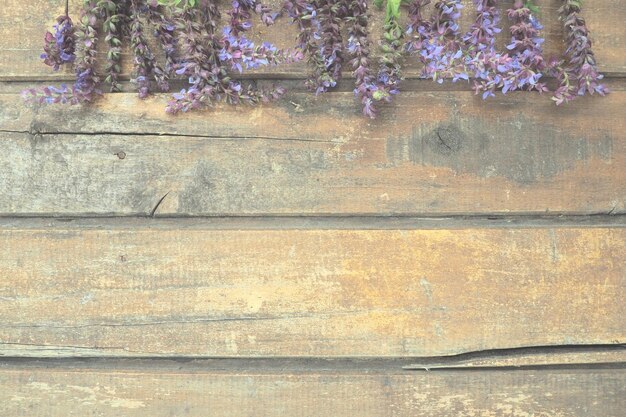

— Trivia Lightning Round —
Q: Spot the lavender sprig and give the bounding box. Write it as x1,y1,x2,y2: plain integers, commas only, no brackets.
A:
284,0,331,94
228,0,278,37
24,0,101,105
41,14,76,71
463,0,501,54
130,0,165,98
147,1,178,77
314,0,346,93
405,0,430,52
551,0,608,105
220,27,302,73
100,0,123,92
347,0,375,117
372,0,403,106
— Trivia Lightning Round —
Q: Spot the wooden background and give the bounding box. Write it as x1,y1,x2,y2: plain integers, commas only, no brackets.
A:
1,0,624,415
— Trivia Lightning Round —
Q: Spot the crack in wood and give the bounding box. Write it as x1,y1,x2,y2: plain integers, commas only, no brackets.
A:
150,192,170,218
0,129,337,144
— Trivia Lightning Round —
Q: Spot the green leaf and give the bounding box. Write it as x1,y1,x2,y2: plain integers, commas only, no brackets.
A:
386,0,401,21
524,0,540,14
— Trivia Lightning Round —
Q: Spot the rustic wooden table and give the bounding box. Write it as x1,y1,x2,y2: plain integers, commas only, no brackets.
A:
0,0,624,415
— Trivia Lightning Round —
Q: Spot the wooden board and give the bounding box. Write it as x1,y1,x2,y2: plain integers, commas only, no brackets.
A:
2,0,625,80
1,1,624,414
1,221,624,357
2,90,625,216
1,364,625,416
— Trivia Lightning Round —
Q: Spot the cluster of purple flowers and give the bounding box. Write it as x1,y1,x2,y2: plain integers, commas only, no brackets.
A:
468,0,549,99
40,15,76,71
26,0,609,117
285,0,411,118
25,0,300,112
409,0,467,84
166,0,301,113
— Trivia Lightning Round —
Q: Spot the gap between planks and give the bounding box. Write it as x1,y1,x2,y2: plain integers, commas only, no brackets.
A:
0,215,624,229
1,345,625,371
2,77,626,93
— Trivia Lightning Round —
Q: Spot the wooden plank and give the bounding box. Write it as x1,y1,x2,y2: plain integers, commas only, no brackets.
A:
2,90,624,216
1,365,624,416
0,221,624,357
1,0,624,80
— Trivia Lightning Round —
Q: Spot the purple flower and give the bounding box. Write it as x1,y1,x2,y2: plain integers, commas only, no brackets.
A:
410,0,468,84
284,0,331,95
469,0,549,99
346,0,376,117
41,15,75,71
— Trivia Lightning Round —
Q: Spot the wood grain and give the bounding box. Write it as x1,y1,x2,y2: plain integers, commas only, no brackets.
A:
1,364,624,416
1,0,624,80
0,222,623,357
2,90,624,216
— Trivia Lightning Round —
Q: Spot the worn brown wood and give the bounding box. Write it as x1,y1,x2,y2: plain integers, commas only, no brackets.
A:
1,364,625,416
2,90,624,216
0,221,623,357
1,0,624,413
1,0,624,81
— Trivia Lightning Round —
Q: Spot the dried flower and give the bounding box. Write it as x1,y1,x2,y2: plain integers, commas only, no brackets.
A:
130,0,169,98
25,0,101,105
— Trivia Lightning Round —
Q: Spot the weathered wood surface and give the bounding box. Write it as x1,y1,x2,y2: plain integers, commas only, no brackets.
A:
1,1,624,413
1,364,625,416
2,90,624,216
1,221,623,357
1,0,625,81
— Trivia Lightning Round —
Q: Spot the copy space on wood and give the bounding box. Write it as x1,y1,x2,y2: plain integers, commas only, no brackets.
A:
1,223,624,357
1,364,624,417
1,91,624,216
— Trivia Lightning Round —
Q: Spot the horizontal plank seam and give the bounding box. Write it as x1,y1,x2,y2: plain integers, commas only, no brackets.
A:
0,215,623,227
2,344,623,360
0,344,624,371
3,73,626,82
1,365,624,376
